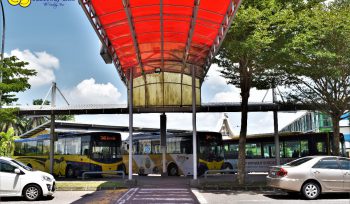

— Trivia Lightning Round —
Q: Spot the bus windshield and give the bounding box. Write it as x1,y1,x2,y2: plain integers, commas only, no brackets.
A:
91,139,121,163
199,141,223,161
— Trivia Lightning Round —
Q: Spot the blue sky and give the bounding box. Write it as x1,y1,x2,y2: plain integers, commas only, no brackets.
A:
4,1,305,135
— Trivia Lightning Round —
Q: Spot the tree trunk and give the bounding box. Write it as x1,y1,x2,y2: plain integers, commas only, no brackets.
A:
238,93,249,185
238,64,251,185
331,116,341,156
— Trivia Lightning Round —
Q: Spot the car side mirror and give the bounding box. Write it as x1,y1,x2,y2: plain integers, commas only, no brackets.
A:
14,168,21,174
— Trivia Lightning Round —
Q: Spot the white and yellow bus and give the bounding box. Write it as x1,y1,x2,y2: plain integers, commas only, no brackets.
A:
14,132,124,178
122,131,224,176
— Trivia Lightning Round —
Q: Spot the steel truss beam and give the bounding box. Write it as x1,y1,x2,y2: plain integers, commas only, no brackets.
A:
78,0,127,85
203,0,242,78
180,0,200,106
122,0,149,106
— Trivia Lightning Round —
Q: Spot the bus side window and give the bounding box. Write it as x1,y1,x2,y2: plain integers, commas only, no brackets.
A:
81,136,90,156
37,141,43,155
262,143,275,158
43,140,50,155
284,140,300,158
246,143,262,159
14,142,22,156
316,141,327,155
300,140,309,157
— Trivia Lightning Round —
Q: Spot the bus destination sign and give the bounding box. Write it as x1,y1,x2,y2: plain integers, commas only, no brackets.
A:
100,136,116,141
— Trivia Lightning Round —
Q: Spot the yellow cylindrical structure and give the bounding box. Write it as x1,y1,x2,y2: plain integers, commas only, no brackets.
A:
132,72,200,107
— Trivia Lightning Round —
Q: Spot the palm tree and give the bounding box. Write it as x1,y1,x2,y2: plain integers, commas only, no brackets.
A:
0,127,19,156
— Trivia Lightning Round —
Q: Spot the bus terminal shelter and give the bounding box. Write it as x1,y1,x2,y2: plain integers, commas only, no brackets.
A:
79,0,242,180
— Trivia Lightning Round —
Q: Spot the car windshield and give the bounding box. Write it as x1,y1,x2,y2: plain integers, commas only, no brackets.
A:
11,159,32,171
285,157,313,167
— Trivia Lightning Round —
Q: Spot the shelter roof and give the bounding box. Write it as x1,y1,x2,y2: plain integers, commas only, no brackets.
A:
80,0,242,83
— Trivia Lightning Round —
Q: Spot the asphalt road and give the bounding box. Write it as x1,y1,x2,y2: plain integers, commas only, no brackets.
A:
1,190,349,204
197,190,350,204
0,191,94,203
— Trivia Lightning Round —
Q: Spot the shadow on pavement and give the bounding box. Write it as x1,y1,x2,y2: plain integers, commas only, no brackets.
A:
264,192,350,200
0,195,54,202
70,189,127,204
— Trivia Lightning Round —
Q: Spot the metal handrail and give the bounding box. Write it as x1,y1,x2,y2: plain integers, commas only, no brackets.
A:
82,170,125,180
204,169,236,179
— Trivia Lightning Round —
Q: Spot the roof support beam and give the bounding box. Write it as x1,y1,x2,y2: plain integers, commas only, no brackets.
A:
122,0,145,74
203,0,242,78
181,0,200,106
78,0,127,85
123,0,148,106
160,0,164,70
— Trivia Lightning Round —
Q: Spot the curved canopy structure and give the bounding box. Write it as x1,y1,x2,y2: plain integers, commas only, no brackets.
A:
80,0,241,107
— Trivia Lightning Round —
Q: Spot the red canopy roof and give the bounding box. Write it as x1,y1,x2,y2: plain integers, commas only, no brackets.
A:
80,0,241,84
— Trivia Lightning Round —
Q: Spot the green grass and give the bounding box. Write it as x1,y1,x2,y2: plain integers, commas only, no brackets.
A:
56,181,125,189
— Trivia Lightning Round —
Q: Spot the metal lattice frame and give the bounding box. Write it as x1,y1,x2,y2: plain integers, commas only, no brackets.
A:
80,0,242,86
203,0,242,78
79,0,127,84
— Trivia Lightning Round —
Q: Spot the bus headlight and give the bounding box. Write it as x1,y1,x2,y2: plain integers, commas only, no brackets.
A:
42,175,52,182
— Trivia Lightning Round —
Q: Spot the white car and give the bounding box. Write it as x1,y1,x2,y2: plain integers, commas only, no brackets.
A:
0,156,55,201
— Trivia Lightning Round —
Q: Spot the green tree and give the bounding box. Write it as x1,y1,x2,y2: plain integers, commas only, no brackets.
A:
216,0,325,184
0,127,19,156
0,56,36,135
283,1,350,155
0,56,36,105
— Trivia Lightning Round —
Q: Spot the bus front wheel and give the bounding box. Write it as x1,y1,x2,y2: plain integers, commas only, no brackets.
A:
221,163,234,174
197,164,208,177
117,164,126,175
167,164,179,176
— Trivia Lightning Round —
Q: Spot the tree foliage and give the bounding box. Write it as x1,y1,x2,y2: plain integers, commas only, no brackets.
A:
283,1,350,155
0,128,19,156
0,56,36,105
216,0,327,184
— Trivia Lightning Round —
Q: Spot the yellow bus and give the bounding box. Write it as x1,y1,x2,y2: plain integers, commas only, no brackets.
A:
122,131,224,176
14,132,123,178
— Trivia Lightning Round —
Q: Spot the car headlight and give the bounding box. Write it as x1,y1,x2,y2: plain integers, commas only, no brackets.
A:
42,175,53,182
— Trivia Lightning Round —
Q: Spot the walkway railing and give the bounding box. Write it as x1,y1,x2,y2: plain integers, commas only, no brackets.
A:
204,169,236,179
82,170,125,180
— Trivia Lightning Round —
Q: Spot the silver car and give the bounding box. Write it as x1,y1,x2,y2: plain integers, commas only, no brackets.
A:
267,156,350,199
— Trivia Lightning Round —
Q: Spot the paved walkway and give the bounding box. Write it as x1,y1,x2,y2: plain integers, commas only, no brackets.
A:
116,188,199,204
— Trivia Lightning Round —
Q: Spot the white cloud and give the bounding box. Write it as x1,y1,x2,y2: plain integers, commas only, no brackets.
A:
204,64,228,87
7,49,59,87
65,78,124,104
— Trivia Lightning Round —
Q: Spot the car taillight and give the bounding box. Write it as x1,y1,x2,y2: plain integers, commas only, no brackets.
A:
277,168,288,177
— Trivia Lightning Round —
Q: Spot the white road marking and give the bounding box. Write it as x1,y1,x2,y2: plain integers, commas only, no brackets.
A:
116,188,139,204
132,197,193,201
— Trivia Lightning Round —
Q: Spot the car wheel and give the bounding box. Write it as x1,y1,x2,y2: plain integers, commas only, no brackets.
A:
302,182,320,200
168,164,179,176
23,184,42,201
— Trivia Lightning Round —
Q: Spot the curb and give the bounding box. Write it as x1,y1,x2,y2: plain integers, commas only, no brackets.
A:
56,186,127,191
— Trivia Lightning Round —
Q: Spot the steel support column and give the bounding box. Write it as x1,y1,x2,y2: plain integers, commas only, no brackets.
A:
192,66,197,180
160,113,167,175
272,88,280,165
128,68,133,180
49,82,56,175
